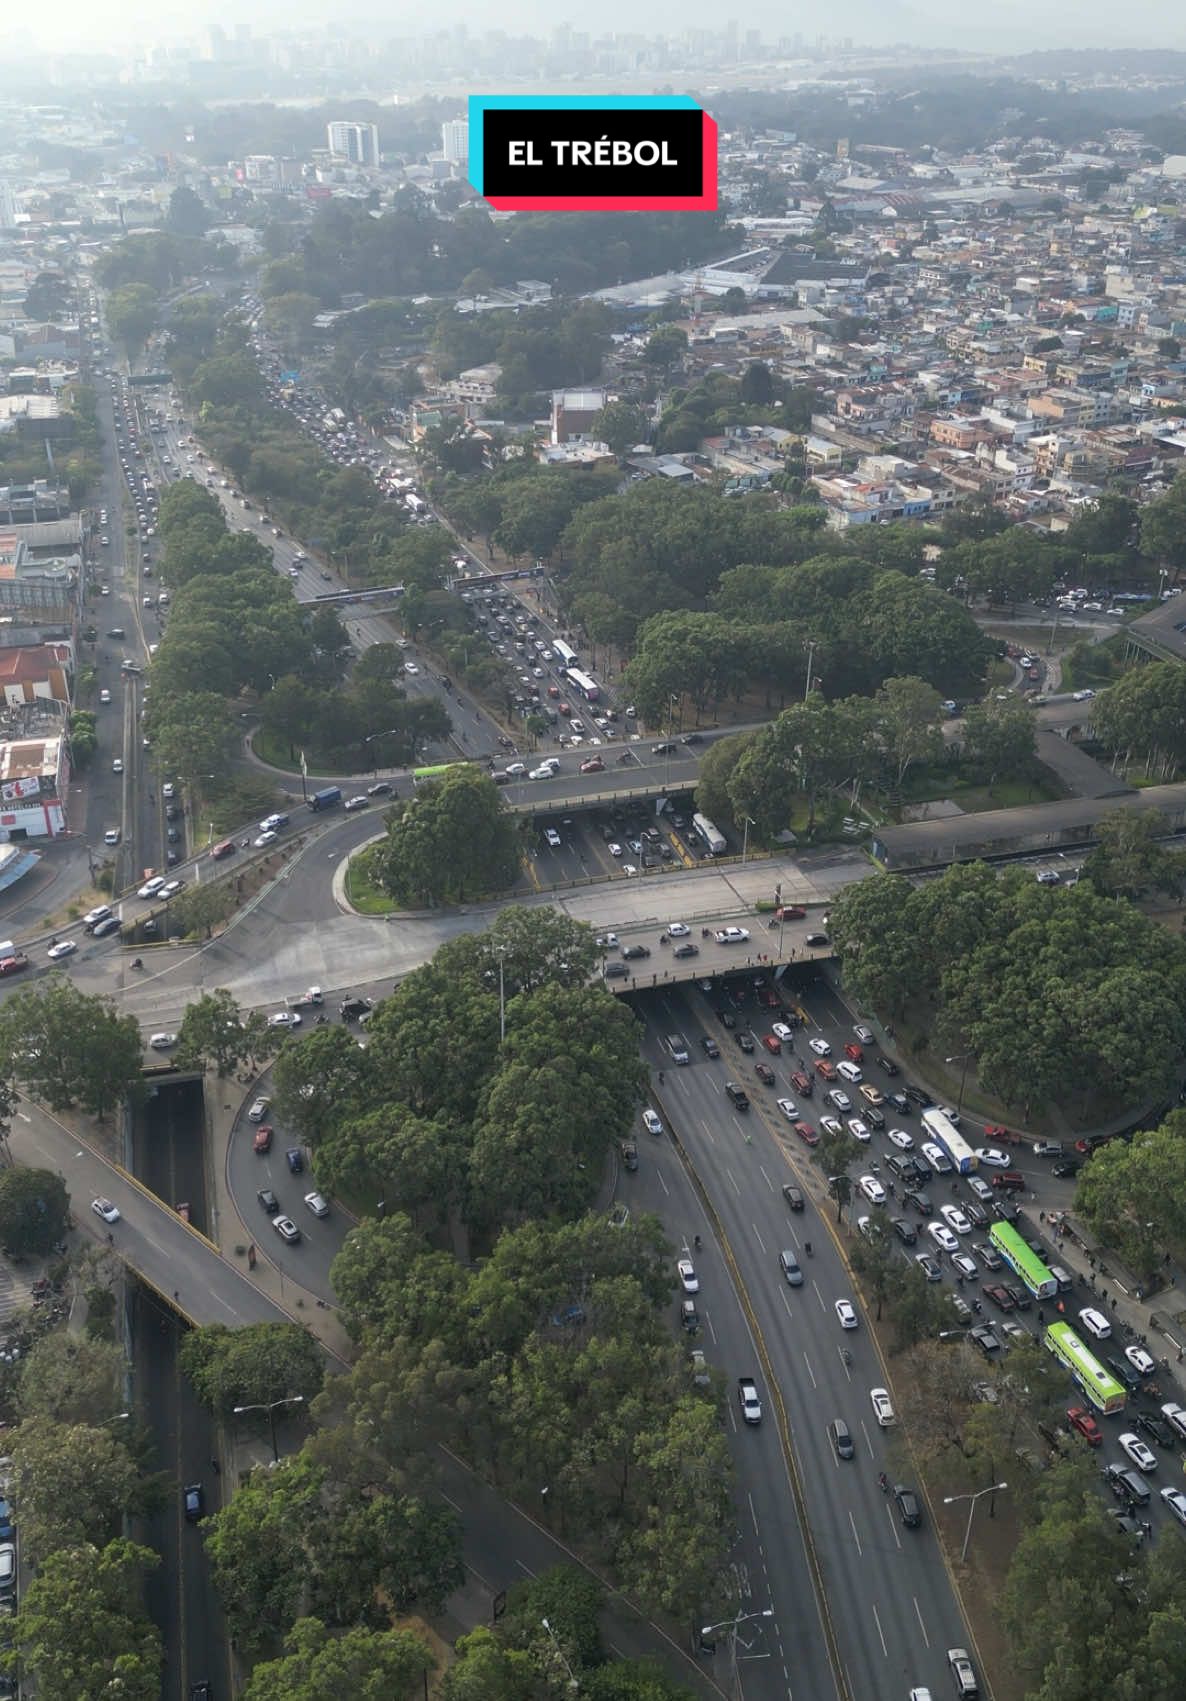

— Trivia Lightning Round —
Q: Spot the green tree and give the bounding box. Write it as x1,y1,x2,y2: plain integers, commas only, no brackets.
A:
1075,1118,1186,1283
960,696,1037,782
144,690,238,793
165,185,211,237
175,989,265,1075
179,1321,325,1415
169,880,238,942
642,326,688,369
271,1024,374,1147
873,675,944,787
592,400,649,457
9,1538,161,1701
241,1617,434,1701
17,1334,125,1427
374,766,521,905
826,872,923,1020
23,270,72,321
1140,470,1186,571
738,361,775,405
694,730,754,826
0,982,143,1118
0,1167,69,1257
442,1627,535,1701
8,1416,141,1553
106,283,158,354
1082,808,1183,901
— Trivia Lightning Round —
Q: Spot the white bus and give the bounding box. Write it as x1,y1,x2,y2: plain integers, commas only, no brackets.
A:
921,1107,978,1174
554,639,578,670
692,813,727,856
565,668,601,703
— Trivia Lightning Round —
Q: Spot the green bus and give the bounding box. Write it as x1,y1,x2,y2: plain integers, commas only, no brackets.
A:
412,761,474,784
988,1220,1058,1301
1045,1321,1126,1415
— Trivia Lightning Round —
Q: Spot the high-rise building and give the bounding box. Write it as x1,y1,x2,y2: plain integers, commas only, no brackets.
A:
326,122,380,167
441,119,469,165
0,183,16,230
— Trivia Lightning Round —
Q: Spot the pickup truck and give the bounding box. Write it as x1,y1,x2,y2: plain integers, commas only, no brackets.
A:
285,986,323,1009
738,1378,763,1425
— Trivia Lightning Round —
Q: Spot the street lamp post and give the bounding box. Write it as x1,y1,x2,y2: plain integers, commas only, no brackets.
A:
741,814,755,865
364,727,403,774
945,1052,972,1114
232,1394,306,1464
700,1607,774,1699
496,944,508,1045
944,1481,1009,1564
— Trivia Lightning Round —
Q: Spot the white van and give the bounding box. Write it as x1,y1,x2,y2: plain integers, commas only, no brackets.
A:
836,1060,863,1084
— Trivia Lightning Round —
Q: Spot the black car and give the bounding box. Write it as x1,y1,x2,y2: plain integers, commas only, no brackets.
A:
1003,1283,1031,1311
620,1140,638,1172
719,1010,736,1029
673,942,699,959
700,1036,720,1058
339,996,373,1020
754,1062,776,1086
725,1081,750,1111
864,1106,886,1131
903,1084,933,1109
903,1188,933,1217
1107,1355,1144,1392
893,1485,922,1527
964,1202,990,1228
783,1184,805,1212
886,1091,911,1115
1135,1409,1175,1448
622,944,651,960
736,1032,755,1053
891,1217,917,1246
368,780,393,795
257,1188,279,1213
183,1483,205,1522
876,1055,900,1076
1052,1159,1081,1179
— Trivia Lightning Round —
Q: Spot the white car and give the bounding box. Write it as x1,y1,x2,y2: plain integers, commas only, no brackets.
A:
99,689,111,704
928,1222,960,1255
528,765,555,780
149,1032,177,1050
1125,1344,1156,1377
940,1203,971,1235
667,923,690,937
162,783,175,799
596,933,618,948
975,1147,1010,1168
677,1258,699,1294
504,763,527,777
91,1197,120,1224
1079,1306,1111,1341
776,1098,798,1121
887,1128,914,1150
403,662,419,675
771,1022,795,1043
1162,1486,1186,1527
621,864,638,876
104,828,121,846
544,828,562,848
253,830,277,847
1072,688,1095,701
47,940,77,961
714,927,749,945
870,1387,896,1427
853,1025,874,1044
260,813,287,833
607,842,623,857
160,880,184,899
835,1299,858,1330
112,758,123,774
1118,1432,1158,1474
268,1010,302,1029
137,876,165,899
304,1191,330,1218
859,1174,886,1205
642,1109,663,1136
846,1117,870,1142
808,1038,832,1057
826,1089,852,1113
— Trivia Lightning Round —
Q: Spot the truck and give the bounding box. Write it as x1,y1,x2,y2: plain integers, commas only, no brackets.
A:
285,986,323,1009
738,1378,763,1425
309,786,342,812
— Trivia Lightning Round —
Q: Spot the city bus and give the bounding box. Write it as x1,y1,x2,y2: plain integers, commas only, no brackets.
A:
412,762,476,785
565,668,601,703
920,1107,978,1175
988,1221,1058,1301
553,639,578,670
692,813,727,856
1044,1321,1127,1415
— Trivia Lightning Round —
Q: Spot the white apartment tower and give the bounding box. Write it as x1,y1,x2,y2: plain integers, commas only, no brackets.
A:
441,119,469,165
326,122,380,167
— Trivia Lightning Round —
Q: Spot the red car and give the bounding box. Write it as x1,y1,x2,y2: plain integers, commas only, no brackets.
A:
794,1121,819,1147
0,955,29,976
579,758,604,774
843,1042,864,1064
814,1059,837,1082
984,1123,1023,1146
754,1062,776,1086
773,905,806,921
252,1124,273,1154
992,1171,1025,1192
1066,1405,1102,1447
762,1034,781,1055
790,1069,813,1097
757,986,780,1009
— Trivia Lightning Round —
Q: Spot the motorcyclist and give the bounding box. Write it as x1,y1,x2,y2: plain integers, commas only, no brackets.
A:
804,1241,813,1257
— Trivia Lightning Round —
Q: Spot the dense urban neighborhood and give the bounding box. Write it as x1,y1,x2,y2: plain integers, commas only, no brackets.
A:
2,17,1186,1701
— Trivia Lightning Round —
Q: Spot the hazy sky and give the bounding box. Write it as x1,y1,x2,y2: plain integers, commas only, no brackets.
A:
7,0,1186,56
